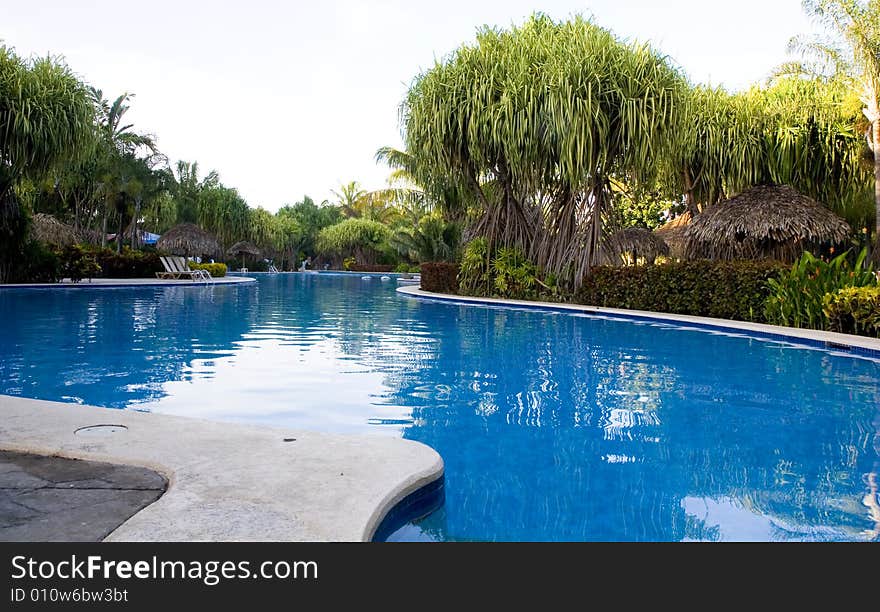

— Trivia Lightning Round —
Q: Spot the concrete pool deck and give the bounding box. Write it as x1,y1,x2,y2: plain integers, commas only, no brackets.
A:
0,396,443,541
0,276,257,289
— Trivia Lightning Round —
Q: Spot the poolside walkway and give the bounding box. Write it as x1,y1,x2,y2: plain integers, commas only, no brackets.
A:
0,396,443,541
1,276,256,288
0,451,166,542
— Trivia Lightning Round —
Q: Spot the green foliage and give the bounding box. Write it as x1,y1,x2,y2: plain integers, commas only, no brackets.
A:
188,262,227,278
577,260,787,322
277,197,342,258
764,249,876,329
81,246,163,278
391,214,461,263
342,257,356,271
458,238,560,300
13,240,61,283
420,262,461,294
403,14,688,286
823,285,880,337
0,46,94,195
316,218,392,265
458,238,491,296
55,245,101,282
492,247,539,299
394,263,420,273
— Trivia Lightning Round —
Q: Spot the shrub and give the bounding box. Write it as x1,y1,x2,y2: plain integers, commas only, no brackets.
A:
765,249,875,329
492,247,539,299
188,262,227,278
823,286,880,337
12,240,60,283
56,245,101,282
421,262,460,293
458,238,491,296
394,263,420,274
349,264,395,273
577,260,787,322
87,247,164,278
342,256,356,271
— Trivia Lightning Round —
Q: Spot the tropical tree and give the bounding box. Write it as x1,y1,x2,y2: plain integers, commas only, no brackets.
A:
276,196,342,259
0,46,94,281
402,15,688,287
786,0,880,245
171,160,218,224
390,213,461,263
315,218,392,266
331,181,369,218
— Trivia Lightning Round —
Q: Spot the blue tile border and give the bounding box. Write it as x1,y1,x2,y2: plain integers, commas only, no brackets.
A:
371,475,445,542
400,288,880,360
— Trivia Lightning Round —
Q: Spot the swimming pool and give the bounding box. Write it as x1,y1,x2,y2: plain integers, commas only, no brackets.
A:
1,274,878,541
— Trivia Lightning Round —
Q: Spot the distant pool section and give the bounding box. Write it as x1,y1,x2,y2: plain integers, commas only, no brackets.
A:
1,274,878,541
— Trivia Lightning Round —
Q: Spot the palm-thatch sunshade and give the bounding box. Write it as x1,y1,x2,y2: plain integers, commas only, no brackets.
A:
599,227,669,266
30,213,79,247
654,211,691,260
682,185,851,263
227,240,261,258
156,223,221,257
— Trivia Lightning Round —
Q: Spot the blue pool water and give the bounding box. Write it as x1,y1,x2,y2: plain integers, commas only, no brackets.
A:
1,274,878,541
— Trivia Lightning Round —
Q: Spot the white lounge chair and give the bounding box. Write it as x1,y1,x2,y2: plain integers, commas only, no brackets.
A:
155,256,211,281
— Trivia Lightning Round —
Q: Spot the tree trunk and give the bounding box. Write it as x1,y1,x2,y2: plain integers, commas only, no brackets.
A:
116,211,123,254
683,167,700,217
874,118,880,244
131,197,142,250
101,210,108,247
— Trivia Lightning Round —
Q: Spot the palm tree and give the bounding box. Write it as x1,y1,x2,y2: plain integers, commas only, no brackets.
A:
331,181,369,218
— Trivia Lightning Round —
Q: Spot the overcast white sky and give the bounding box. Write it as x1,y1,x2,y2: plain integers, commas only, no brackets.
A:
4,1,814,212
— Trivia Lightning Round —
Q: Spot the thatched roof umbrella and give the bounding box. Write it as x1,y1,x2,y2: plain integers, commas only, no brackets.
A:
654,211,691,260
682,185,851,262
599,227,669,266
156,223,221,258
30,213,80,247
227,240,261,270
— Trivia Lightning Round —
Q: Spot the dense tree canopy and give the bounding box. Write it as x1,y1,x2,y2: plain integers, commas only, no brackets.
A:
403,15,688,286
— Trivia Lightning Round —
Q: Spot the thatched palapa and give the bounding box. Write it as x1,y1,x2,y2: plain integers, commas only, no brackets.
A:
599,227,669,266
30,213,80,247
654,211,691,260
156,223,221,257
682,185,851,263
227,240,261,258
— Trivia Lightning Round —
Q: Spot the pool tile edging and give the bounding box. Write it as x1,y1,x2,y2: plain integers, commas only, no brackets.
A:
396,285,880,358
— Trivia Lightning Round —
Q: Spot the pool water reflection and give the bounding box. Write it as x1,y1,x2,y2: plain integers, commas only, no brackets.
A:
1,274,878,541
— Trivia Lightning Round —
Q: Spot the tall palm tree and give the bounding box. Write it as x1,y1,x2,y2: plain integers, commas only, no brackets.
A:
331,181,369,218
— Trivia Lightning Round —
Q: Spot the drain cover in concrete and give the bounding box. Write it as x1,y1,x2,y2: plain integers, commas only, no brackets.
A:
0,450,166,542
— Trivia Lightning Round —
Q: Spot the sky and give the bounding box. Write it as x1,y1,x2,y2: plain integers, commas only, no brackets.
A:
3,1,815,212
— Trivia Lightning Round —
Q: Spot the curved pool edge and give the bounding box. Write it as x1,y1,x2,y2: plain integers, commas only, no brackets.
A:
396,285,880,357
0,395,444,542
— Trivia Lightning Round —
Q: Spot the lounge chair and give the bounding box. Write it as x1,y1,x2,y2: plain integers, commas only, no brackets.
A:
155,256,211,281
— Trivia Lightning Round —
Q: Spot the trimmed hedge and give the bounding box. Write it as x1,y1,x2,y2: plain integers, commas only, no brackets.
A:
823,286,880,337
350,264,395,273
576,260,787,322
420,262,460,294
91,248,164,278
189,262,227,278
